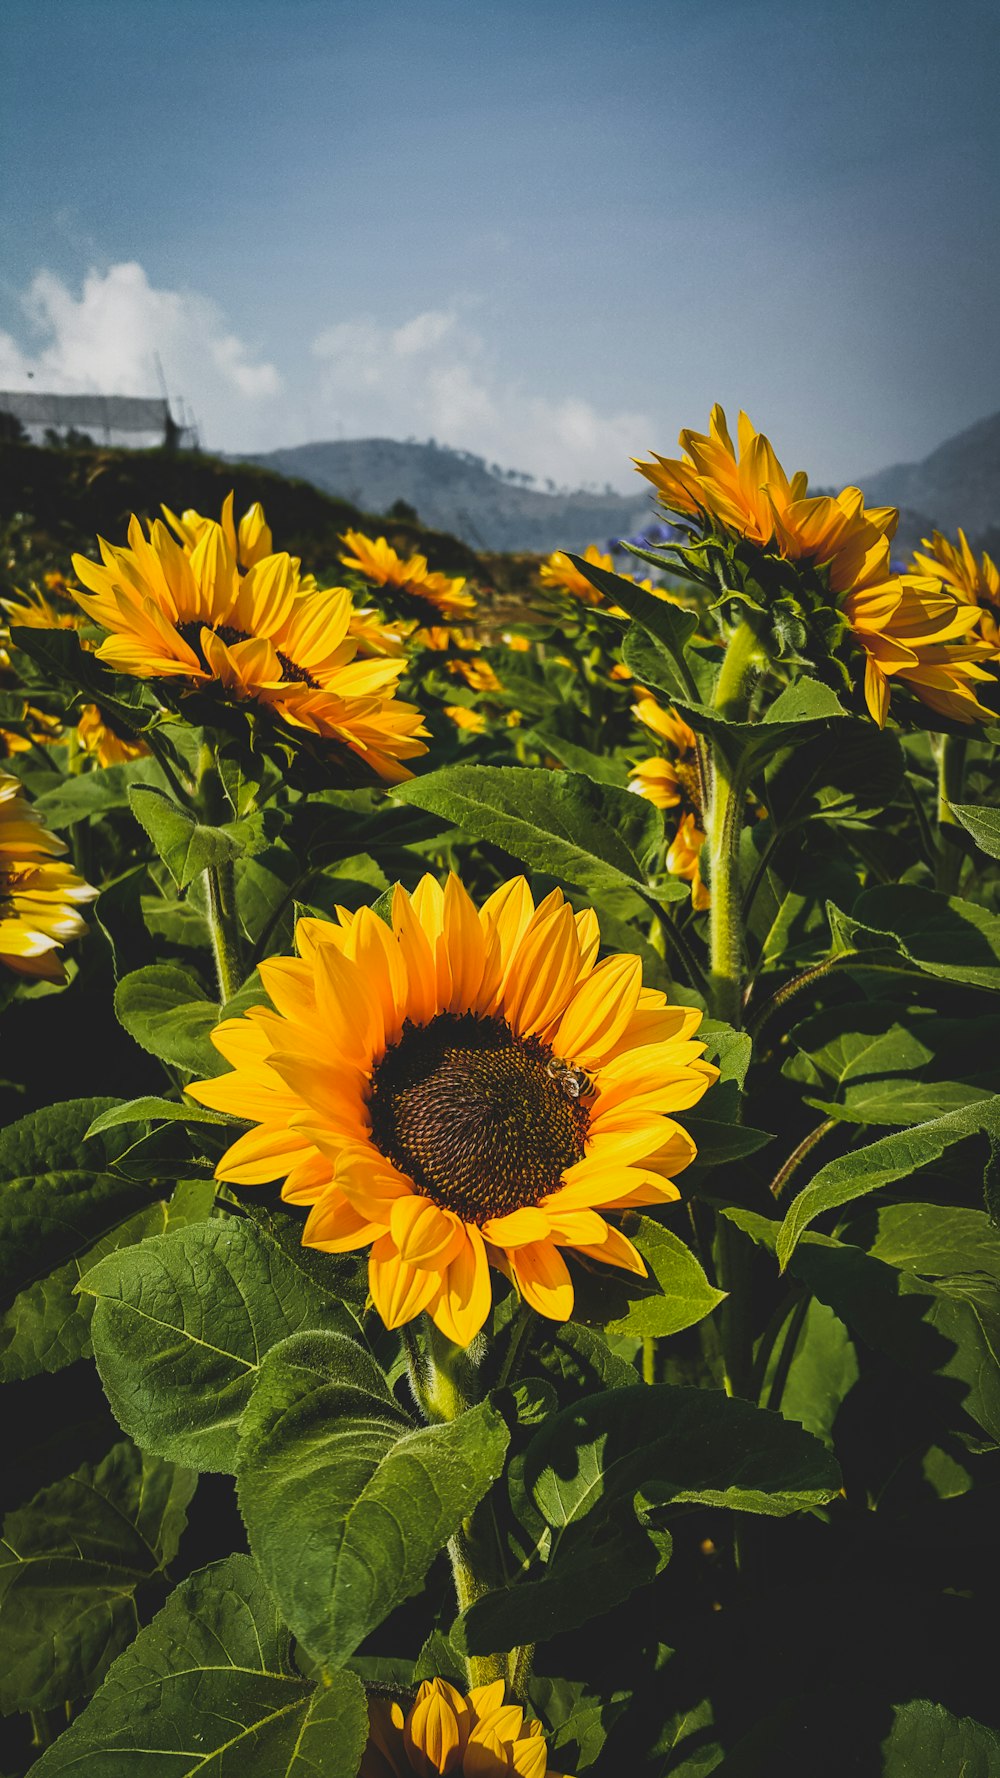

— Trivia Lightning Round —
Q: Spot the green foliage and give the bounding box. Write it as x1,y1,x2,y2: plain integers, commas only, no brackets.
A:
3,451,1000,1772
237,1329,510,1661
82,1219,357,1471
0,1442,195,1713
30,1556,369,1777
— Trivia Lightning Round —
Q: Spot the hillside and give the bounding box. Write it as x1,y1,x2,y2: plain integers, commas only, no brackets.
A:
860,409,1000,547
236,437,653,554
0,440,485,584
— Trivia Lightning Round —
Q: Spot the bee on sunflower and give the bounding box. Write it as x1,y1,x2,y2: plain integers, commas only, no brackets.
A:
340,529,478,651
70,509,429,784
628,696,709,909
635,406,996,729
0,772,95,980
362,1677,569,1777
189,873,716,1345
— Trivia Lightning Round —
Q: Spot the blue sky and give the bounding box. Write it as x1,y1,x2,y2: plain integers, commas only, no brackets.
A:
2,0,998,488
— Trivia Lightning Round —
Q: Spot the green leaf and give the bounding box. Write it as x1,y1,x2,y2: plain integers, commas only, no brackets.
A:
32,762,162,829
0,1098,147,1303
776,1095,1000,1267
830,885,1000,993
0,1441,194,1713
880,1700,1000,1774
395,765,672,912
86,1096,229,1135
31,1555,369,1777
0,1182,215,1383
565,555,700,686
525,729,630,786
733,1214,1000,1443
113,964,265,1076
806,1080,993,1127
456,1507,672,1655
583,1216,726,1340
863,1201,1000,1280
524,1382,841,1527
236,1328,510,1662
763,1298,858,1447
128,785,242,890
949,802,1000,861
81,1217,353,1471
460,1380,840,1655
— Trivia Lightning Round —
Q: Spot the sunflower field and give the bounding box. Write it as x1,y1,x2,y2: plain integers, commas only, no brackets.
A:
1,408,1000,1777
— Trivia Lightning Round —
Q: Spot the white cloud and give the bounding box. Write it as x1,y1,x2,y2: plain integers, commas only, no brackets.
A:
310,307,650,490
0,261,650,487
0,261,282,444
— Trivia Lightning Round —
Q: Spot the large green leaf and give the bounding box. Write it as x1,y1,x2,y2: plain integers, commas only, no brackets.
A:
950,802,1000,862
829,885,1000,993
128,784,243,890
32,760,162,829
806,1079,993,1127
0,1441,194,1713
237,1328,510,1662
395,764,683,910
31,1555,369,1777
732,1212,1000,1443
0,1181,215,1383
880,1699,1000,1774
82,1217,353,1471
456,1505,671,1655
864,1201,1000,1279
0,1098,147,1304
573,1216,726,1339
523,1383,841,1527
114,963,267,1075
458,1381,839,1655
762,1298,858,1447
776,1095,1000,1267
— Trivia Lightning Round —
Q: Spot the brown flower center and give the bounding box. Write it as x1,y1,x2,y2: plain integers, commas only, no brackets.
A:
673,756,703,817
177,621,318,687
367,1012,591,1223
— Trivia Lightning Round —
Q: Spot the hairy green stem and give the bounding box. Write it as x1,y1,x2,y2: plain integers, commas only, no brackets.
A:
706,620,760,1027
420,1319,530,1694
205,859,242,1003
934,734,968,894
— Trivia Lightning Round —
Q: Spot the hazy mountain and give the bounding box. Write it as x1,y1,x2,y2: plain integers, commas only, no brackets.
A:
859,410,1000,553
235,437,653,554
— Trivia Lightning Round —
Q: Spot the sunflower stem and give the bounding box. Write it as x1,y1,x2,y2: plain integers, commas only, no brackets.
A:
934,733,968,894
205,859,242,1003
706,620,760,1028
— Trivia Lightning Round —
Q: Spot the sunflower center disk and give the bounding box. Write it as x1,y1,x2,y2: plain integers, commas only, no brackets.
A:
176,621,318,688
367,1012,591,1224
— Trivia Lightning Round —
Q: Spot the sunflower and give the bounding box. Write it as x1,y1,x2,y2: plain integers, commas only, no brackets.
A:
539,545,613,607
635,407,896,583
448,656,503,694
189,874,716,1345
502,631,533,654
0,773,95,979
71,516,428,783
445,705,488,733
666,811,710,911
163,492,273,571
910,529,1000,652
0,703,62,760
629,698,708,908
76,704,149,767
636,405,996,729
840,544,995,728
363,1678,569,1778
340,530,478,648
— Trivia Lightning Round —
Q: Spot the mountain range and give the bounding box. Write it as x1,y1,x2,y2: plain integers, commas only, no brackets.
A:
238,409,1000,558
236,438,652,554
